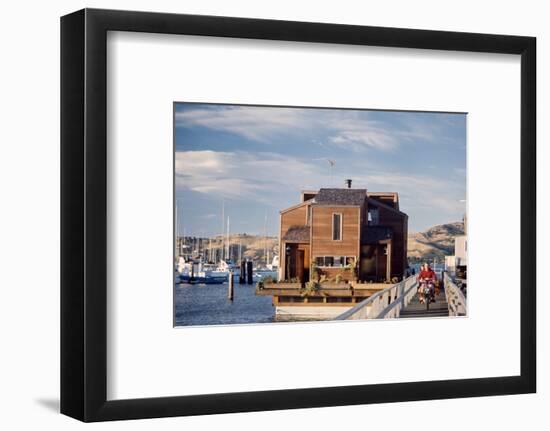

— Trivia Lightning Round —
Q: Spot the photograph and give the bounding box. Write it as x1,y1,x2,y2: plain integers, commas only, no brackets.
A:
174,103,468,326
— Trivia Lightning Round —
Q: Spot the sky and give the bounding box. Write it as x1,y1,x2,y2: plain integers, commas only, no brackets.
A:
175,103,466,237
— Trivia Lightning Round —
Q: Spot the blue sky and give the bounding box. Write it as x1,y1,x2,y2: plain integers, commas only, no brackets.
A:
175,103,466,237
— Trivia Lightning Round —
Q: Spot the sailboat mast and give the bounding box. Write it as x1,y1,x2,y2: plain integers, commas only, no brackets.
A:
175,200,178,258
226,216,230,261
264,212,268,266
221,201,225,262
239,240,242,262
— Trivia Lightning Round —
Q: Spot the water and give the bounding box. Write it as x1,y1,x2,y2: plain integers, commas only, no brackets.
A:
174,281,275,327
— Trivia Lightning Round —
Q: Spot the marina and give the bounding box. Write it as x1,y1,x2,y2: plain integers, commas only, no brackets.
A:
174,183,466,326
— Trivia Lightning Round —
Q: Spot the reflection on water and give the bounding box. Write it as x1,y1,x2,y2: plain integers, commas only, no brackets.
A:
174,281,275,327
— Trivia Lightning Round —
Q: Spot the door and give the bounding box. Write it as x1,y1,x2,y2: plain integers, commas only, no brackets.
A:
296,249,305,283
360,245,376,281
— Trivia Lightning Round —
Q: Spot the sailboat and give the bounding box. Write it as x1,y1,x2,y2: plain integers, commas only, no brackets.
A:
215,214,241,277
252,212,277,280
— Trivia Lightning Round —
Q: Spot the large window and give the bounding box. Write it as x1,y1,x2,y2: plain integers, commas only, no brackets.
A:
332,213,342,240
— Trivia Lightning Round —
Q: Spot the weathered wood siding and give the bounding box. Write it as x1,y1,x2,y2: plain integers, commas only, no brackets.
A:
310,206,360,260
280,204,308,239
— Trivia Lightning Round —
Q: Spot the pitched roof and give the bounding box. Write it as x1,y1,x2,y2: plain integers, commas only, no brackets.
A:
366,197,408,217
282,225,310,242
313,188,367,206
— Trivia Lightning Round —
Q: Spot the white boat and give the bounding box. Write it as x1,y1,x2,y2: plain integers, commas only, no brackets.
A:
267,255,279,272
216,259,241,277
177,258,229,284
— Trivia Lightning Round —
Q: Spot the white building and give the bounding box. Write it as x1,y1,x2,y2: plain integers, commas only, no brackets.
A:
454,235,468,266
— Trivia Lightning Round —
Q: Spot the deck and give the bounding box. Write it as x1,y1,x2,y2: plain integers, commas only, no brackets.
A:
399,289,449,318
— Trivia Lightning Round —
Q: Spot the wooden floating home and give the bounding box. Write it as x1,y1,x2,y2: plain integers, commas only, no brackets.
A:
256,180,408,320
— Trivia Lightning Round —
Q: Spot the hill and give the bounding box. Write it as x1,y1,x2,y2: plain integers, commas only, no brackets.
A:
208,233,278,264
231,234,278,263
192,221,465,264
407,221,465,262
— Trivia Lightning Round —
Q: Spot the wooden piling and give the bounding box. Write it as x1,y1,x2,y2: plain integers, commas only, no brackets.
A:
228,272,234,300
239,260,246,284
246,261,253,284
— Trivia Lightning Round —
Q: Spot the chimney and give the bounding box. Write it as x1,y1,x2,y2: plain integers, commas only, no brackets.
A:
345,179,352,189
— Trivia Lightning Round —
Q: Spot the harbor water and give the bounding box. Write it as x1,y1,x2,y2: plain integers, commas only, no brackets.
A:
175,280,275,326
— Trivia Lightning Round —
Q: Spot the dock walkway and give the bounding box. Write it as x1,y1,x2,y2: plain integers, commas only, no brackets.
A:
399,289,449,318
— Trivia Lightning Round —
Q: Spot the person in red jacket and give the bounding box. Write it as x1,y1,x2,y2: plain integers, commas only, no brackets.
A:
418,263,437,303
419,264,437,283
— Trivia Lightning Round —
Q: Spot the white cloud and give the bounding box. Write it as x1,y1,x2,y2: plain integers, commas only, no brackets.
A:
356,172,465,218
176,150,464,225
175,150,326,206
176,106,407,152
175,106,312,142
328,128,399,151
176,105,462,154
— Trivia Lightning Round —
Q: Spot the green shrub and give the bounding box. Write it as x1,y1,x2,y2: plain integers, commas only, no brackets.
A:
310,261,320,282
301,280,321,297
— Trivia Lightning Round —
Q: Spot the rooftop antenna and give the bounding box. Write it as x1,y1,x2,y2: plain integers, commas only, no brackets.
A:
327,159,335,186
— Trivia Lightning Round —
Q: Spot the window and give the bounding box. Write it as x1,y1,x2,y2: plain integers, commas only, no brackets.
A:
368,207,379,225
315,256,356,267
332,213,342,240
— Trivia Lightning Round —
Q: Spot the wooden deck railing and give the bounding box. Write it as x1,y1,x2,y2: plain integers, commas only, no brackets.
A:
444,272,467,316
335,275,418,320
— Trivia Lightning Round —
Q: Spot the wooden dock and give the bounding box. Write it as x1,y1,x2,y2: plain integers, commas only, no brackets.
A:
399,289,449,318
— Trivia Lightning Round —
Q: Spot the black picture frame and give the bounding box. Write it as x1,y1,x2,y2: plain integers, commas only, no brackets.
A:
61,8,536,422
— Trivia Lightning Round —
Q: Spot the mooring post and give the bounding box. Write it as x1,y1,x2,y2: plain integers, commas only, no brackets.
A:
239,260,246,284
228,271,234,300
247,261,253,284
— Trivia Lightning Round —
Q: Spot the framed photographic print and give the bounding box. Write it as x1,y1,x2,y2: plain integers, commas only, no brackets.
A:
61,8,536,422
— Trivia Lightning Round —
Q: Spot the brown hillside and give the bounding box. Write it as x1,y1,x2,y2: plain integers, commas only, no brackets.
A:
408,221,465,261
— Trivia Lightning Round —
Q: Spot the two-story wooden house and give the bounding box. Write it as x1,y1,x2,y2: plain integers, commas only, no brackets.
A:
278,181,408,284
